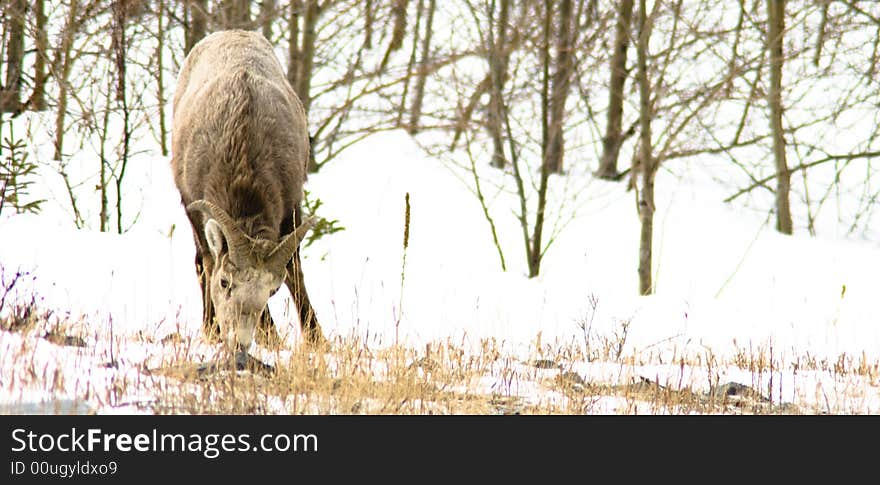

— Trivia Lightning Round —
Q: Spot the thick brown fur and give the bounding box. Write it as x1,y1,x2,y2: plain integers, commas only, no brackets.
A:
171,30,322,346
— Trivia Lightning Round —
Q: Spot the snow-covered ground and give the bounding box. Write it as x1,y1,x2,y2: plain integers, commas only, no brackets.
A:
2,126,879,414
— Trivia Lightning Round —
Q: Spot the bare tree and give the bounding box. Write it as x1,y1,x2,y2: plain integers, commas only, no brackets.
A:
260,0,277,39
545,0,579,174
487,0,511,169
111,0,132,234
287,0,301,88
722,1,880,238
363,0,374,48
296,0,318,115
98,75,112,231
283,0,451,173
620,0,749,293
185,0,208,54
398,0,425,127
32,0,157,231
215,0,252,29
1,0,27,113
32,0,49,111
53,0,81,161
15,0,880,291
767,0,792,234
634,0,656,295
406,0,611,277
408,0,436,134
381,0,409,70
526,0,553,276
596,0,634,180
156,0,168,155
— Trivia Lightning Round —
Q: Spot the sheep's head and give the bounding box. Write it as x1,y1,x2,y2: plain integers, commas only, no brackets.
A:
188,200,315,350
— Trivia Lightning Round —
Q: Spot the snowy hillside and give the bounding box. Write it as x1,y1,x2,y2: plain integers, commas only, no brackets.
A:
2,127,879,414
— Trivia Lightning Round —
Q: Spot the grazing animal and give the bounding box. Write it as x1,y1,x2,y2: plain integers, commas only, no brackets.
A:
171,30,324,361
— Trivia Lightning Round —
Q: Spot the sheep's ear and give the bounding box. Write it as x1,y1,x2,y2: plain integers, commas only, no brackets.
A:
205,219,226,260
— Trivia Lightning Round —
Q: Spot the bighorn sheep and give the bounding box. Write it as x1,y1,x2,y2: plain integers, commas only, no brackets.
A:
171,30,324,367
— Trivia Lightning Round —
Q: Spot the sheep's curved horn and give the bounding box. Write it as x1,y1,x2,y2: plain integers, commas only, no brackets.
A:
266,216,316,272
187,200,254,264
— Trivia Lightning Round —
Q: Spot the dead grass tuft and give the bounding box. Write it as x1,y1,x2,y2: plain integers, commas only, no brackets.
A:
2,279,878,415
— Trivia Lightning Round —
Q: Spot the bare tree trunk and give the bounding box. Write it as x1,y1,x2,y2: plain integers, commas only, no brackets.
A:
364,0,374,48
54,0,80,161
219,0,252,29
452,74,491,151
636,0,656,295
185,0,208,54
725,0,745,97
32,0,48,111
528,0,553,277
99,85,111,232
540,0,551,165
381,0,408,70
287,0,301,89
260,0,276,39
408,0,435,134
156,0,168,156
767,0,792,234
596,0,634,180
296,0,318,115
1,0,27,113
813,0,828,67
398,0,424,127
487,0,510,169
112,0,131,234
238,0,252,26
545,0,576,174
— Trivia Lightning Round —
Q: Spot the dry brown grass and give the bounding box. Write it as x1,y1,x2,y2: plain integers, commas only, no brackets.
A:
1,271,878,415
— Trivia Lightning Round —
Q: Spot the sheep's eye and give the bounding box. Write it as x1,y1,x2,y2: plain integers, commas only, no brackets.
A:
220,278,230,289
